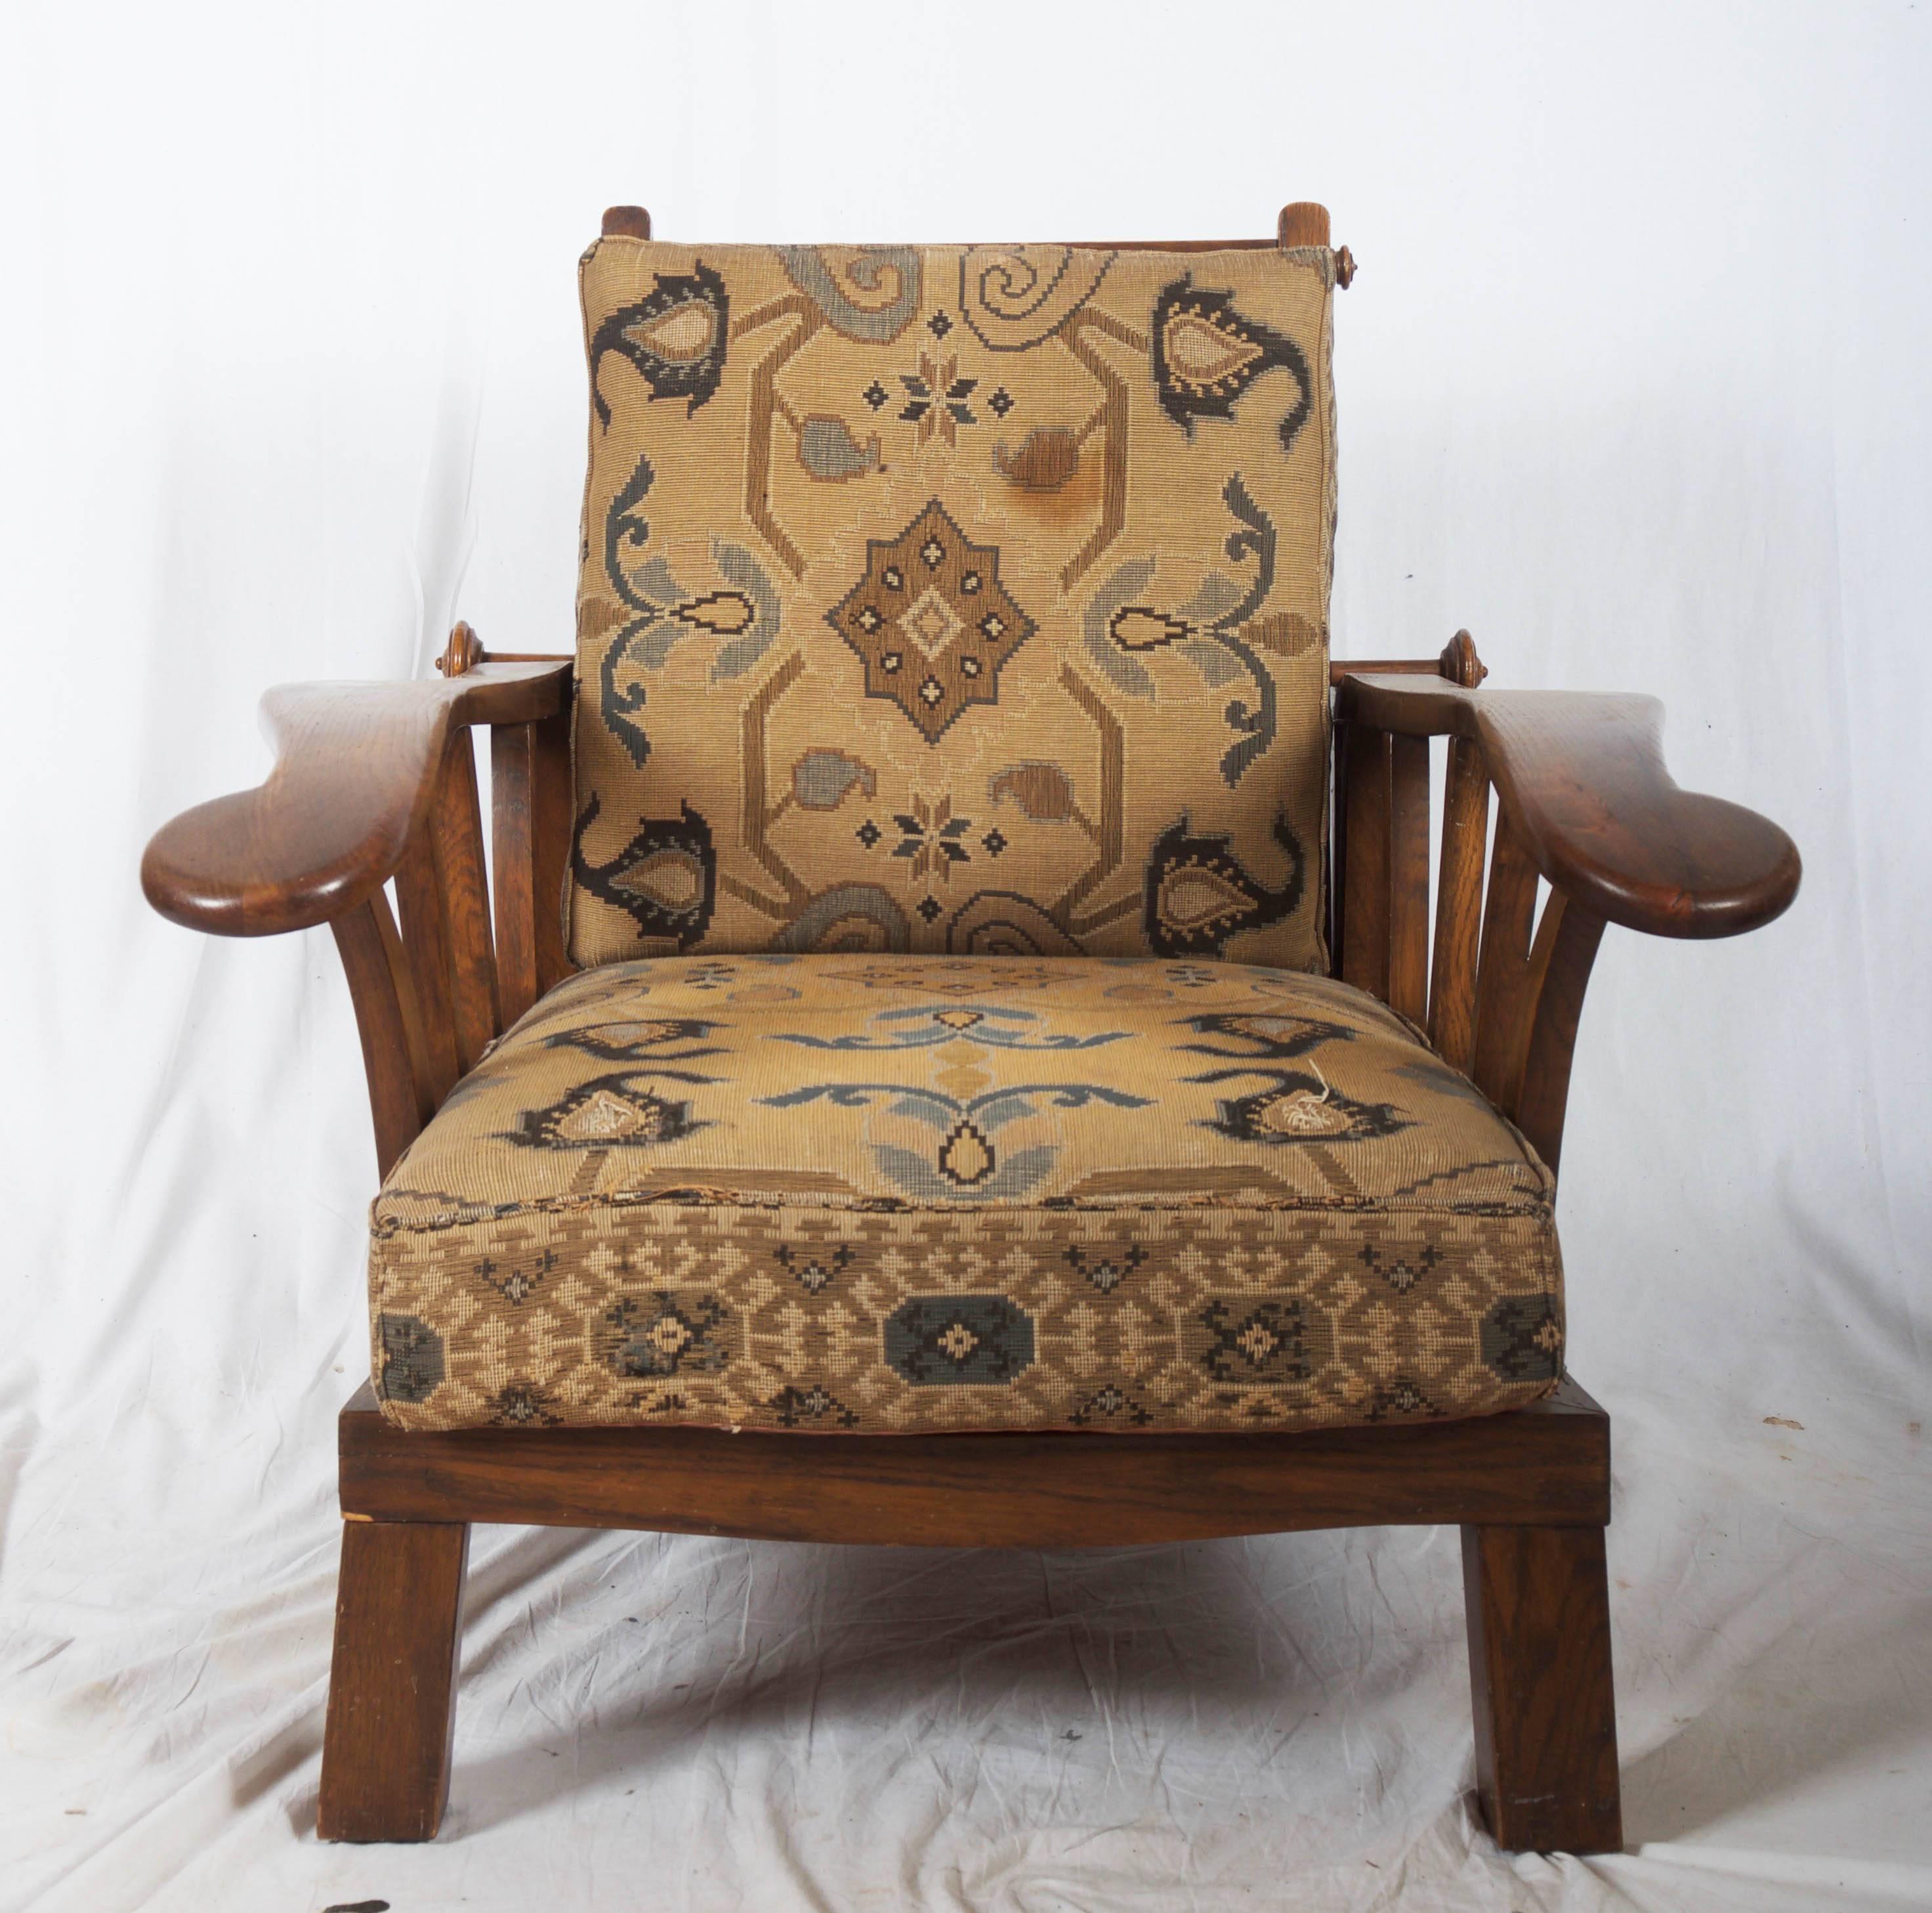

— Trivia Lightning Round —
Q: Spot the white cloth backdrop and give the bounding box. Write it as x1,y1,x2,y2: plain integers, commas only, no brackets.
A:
3,3,1928,1907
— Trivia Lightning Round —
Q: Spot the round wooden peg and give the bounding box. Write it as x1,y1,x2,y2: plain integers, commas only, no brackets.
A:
437,622,485,679
1438,630,1488,687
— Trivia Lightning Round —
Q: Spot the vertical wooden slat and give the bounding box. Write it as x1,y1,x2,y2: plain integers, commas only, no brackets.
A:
1328,719,1351,974
392,835,459,1108
430,732,499,1073
491,705,574,1026
530,705,574,996
490,723,539,1028
331,893,435,1179
1429,736,1490,1070
1470,812,1541,1112
1498,887,1573,1120
1387,732,1431,1022
1340,727,1391,1000
1515,902,1608,1177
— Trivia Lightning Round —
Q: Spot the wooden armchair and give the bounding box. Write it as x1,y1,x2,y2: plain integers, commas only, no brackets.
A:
141,205,1799,1855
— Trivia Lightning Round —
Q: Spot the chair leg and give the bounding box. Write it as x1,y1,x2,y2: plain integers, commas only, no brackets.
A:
1460,1523,1623,1855
318,1518,469,1842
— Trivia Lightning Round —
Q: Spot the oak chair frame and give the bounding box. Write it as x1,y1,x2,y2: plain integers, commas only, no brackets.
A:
140,203,1801,1855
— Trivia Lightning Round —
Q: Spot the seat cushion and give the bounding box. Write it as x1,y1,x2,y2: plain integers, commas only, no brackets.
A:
570,238,1337,974
367,956,1564,1436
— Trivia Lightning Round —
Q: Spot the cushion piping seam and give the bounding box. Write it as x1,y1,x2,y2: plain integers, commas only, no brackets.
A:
369,1189,1558,1240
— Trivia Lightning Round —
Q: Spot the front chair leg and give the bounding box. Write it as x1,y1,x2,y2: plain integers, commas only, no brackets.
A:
318,1518,470,1842
1461,1523,1623,1855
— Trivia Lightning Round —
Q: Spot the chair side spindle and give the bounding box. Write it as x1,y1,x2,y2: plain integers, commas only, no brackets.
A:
1341,727,1393,1000
1429,736,1490,1070
331,891,436,1178
429,732,499,1074
1387,732,1431,1020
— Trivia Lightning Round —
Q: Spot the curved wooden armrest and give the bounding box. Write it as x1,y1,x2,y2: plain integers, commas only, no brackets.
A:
141,662,572,937
1337,673,1801,939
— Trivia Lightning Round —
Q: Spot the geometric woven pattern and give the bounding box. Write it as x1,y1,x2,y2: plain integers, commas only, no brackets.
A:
368,956,1564,1435
568,240,1338,973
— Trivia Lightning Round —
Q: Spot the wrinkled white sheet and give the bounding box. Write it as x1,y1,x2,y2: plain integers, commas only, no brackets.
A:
4,3,1929,1908
7,1390,1929,1912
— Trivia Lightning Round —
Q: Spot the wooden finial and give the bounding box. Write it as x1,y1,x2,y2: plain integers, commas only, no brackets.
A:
1277,202,1332,247
601,205,652,240
1438,630,1488,687
436,621,485,678
1278,205,1353,287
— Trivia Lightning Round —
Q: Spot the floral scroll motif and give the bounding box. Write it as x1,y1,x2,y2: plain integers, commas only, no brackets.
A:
589,261,730,427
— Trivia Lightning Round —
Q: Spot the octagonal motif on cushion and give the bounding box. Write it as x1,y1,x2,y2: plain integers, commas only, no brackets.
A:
824,498,1037,743
882,1293,1036,1385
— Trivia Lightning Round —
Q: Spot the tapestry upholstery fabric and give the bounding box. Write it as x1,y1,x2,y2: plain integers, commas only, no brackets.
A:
367,956,1564,1435
568,239,1337,974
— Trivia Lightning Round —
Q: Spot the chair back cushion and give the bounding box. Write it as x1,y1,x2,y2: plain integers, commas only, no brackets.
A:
570,238,1339,971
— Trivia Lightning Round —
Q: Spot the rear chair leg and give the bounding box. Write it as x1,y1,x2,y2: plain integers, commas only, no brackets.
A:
1461,1523,1623,1855
318,1519,469,1842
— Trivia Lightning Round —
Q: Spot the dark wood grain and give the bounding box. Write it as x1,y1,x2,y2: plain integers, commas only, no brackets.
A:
490,722,541,1026
318,1519,469,1843
482,679,572,1017
142,662,572,938
1328,719,1352,967
1515,901,1606,1175
1462,1522,1623,1854
530,706,574,995
1387,731,1431,1020
1471,812,1542,1114
1438,629,1488,688
600,205,651,238
330,895,434,1179
1341,726,1392,999
436,620,485,677
339,1379,1610,1548
1277,202,1331,247
430,734,500,1071
1336,673,1801,939
1429,736,1490,1070
392,833,461,1107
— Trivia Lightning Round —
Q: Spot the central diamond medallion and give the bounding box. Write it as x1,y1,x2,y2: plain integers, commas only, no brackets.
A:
826,499,1038,743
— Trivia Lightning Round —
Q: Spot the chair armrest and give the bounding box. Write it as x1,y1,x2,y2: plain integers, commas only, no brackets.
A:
1337,673,1801,938
141,662,573,937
